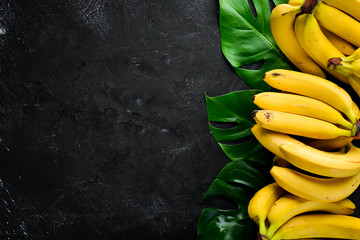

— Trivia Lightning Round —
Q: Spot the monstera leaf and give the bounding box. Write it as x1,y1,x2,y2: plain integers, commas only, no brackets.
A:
220,0,290,90
206,89,263,161
197,158,273,240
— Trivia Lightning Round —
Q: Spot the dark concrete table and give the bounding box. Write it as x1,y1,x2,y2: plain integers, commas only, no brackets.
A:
0,0,249,239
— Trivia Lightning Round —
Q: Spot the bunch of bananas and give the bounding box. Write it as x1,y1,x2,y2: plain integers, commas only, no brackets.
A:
248,182,358,239
247,69,360,239
270,0,360,87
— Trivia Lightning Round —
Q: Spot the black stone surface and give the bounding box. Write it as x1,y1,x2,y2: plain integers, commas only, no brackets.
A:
0,0,251,239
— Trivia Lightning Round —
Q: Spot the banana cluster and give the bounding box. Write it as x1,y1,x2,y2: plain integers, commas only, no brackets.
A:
247,69,360,239
248,182,358,240
271,0,360,86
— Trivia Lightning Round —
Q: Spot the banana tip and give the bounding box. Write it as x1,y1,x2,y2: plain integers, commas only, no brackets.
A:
327,57,342,69
251,110,258,118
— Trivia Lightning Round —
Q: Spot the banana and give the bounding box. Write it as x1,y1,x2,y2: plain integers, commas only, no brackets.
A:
252,109,353,139
271,213,360,240
321,27,356,56
247,182,286,235
251,124,360,178
266,194,355,238
314,1,360,47
270,4,325,77
323,0,360,21
252,92,353,130
270,166,360,202
263,69,356,123
301,136,353,151
294,12,349,84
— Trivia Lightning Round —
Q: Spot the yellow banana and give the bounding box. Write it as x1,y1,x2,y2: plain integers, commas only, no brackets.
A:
251,124,360,178
270,166,360,202
301,136,353,151
323,0,360,21
321,27,356,56
252,109,353,139
247,182,286,235
270,4,325,77
294,13,349,84
266,194,355,238
252,92,353,130
263,69,356,123
314,1,360,47
271,213,360,240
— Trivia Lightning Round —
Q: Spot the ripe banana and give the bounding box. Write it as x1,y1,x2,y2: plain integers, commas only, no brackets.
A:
252,92,353,130
270,4,325,77
247,182,286,235
294,12,349,84
251,124,360,178
266,194,355,238
271,213,360,240
252,109,353,139
301,136,353,151
314,1,360,47
270,166,360,202
263,69,356,123
321,27,356,56
323,0,360,21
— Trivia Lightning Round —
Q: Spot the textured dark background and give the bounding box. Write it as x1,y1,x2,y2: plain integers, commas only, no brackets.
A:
0,0,250,239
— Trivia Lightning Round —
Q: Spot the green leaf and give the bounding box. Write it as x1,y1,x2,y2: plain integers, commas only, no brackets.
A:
197,156,273,240
197,209,257,240
206,90,263,161
219,0,291,91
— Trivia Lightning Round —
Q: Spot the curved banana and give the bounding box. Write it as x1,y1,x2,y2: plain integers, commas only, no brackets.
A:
294,13,349,84
252,109,353,139
247,182,286,235
301,136,353,151
263,69,356,123
252,92,353,130
314,1,360,47
321,27,356,56
270,4,325,77
323,0,360,21
251,124,360,178
271,213,360,240
270,166,360,202
266,194,355,238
